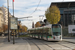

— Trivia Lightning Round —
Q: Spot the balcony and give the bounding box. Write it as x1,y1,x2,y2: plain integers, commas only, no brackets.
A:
0,11,3,15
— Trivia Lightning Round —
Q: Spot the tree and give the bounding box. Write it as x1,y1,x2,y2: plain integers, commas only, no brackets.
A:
18,24,22,32
2,25,8,32
0,27,3,32
35,22,41,27
18,24,22,29
45,5,61,24
21,26,28,32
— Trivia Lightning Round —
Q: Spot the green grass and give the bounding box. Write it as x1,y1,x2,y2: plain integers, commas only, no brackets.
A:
19,34,29,37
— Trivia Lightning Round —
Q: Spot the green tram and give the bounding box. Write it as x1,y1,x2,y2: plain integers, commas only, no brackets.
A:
27,24,62,41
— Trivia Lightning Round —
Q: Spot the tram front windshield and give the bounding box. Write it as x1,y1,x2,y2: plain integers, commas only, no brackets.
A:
52,25,61,36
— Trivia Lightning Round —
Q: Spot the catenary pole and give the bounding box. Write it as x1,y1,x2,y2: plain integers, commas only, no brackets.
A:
7,0,10,42
12,0,15,44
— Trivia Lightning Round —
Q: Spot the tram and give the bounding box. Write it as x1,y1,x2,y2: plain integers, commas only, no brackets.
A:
27,24,62,41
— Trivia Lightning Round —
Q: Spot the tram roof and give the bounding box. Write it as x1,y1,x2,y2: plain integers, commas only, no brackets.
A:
50,1,75,8
27,28,35,30
27,24,52,31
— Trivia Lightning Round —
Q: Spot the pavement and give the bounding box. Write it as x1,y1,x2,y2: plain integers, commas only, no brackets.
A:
63,37,75,43
0,37,31,50
0,36,6,43
0,36,75,50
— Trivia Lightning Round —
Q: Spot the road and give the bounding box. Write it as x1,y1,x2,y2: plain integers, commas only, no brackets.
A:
23,37,75,50
0,37,75,50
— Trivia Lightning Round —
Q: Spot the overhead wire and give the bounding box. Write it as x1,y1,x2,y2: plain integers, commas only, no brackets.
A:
16,0,41,20
29,0,41,15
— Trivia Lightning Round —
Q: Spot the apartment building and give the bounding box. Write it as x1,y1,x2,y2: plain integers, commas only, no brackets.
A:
0,6,12,25
0,8,3,28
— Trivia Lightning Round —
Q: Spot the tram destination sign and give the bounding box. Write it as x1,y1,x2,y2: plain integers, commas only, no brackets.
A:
68,25,75,33
10,17,18,29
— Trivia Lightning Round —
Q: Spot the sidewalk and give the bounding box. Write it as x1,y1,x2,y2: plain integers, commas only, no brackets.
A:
0,36,7,43
63,37,75,43
0,37,31,50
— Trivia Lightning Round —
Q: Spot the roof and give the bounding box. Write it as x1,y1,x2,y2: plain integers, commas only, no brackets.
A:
50,1,75,8
27,24,52,30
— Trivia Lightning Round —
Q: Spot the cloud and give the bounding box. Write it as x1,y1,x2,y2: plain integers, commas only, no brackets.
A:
3,0,75,28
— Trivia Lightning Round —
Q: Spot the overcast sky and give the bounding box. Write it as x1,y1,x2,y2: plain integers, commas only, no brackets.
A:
0,0,75,28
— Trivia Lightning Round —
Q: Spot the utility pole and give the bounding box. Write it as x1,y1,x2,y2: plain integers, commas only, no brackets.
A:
12,0,15,44
7,0,10,42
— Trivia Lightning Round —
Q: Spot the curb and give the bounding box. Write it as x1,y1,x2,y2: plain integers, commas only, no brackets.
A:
62,40,75,44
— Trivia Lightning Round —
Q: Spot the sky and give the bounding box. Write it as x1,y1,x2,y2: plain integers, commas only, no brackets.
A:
0,0,75,29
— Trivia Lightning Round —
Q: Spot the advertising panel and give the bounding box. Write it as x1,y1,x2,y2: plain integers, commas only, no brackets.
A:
10,17,18,29
68,25,75,33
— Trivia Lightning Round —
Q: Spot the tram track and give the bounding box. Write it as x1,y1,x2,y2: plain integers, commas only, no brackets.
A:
22,37,41,50
23,37,54,50
42,40,75,50
23,37,57,50
54,41,75,50
22,37,75,50
36,40,71,50
30,39,54,50
29,38,75,50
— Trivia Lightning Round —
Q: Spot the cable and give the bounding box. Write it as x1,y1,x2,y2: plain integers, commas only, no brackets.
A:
30,0,41,15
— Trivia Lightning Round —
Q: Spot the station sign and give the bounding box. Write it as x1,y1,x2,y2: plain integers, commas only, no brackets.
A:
10,17,18,29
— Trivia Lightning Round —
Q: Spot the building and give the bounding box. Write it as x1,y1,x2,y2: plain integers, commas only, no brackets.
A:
0,8,3,28
0,6,12,25
0,6,12,33
50,1,75,27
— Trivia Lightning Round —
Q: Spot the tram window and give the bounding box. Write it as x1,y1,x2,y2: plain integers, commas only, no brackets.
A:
52,25,61,36
52,27,61,32
52,24,61,28
48,28,52,35
53,32,61,36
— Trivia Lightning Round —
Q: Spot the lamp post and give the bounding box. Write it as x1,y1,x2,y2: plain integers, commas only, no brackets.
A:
7,0,10,42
